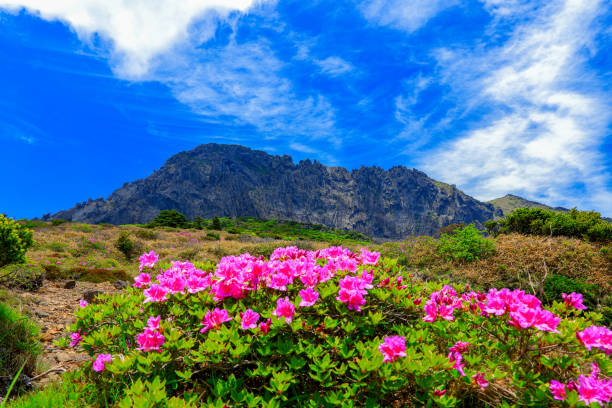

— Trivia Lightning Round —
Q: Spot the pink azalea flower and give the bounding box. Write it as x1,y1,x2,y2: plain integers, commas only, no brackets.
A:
562,292,587,310
472,372,489,390
241,309,260,330
576,326,612,353
298,287,319,307
273,297,295,323
379,335,407,363
70,331,82,347
139,250,158,271
259,318,271,335
78,299,89,308
359,249,380,265
449,341,470,354
136,328,165,352
147,315,161,331
449,351,466,376
423,301,437,322
143,284,169,303
92,354,112,372
433,389,447,397
133,273,151,288
200,308,232,333
549,380,567,401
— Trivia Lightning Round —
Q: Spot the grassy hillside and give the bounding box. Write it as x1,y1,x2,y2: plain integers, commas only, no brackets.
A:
486,194,565,216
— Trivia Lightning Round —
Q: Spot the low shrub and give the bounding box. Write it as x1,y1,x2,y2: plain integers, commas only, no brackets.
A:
543,274,598,308
0,215,33,268
63,246,611,407
499,207,612,242
148,210,190,229
43,241,68,252
50,219,69,226
5,372,84,408
203,232,220,241
133,229,158,240
115,232,135,260
71,224,95,233
69,267,130,283
437,224,494,262
0,264,44,291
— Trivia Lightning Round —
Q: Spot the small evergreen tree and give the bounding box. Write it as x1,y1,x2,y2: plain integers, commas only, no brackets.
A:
115,231,135,259
211,216,222,231
149,210,190,228
193,216,205,230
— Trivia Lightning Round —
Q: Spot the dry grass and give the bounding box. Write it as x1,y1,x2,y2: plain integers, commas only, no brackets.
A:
25,223,337,281
379,233,611,294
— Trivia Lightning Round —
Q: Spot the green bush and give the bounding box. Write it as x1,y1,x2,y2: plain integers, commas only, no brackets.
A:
148,210,190,229
44,241,68,252
0,264,44,291
437,224,494,262
50,219,68,226
0,215,33,268
498,207,611,241
543,274,598,308
64,247,610,407
133,229,158,240
211,216,222,231
0,302,41,378
203,232,220,241
193,217,205,230
5,372,85,408
115,232,135,260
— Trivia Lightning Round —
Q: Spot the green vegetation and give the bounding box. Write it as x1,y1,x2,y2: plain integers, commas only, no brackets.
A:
211,216,371,243
0,264,43,291
487,194,554,216
0,215,33,268
488,207,612,242
0,302,41,378
437,224,494,262
148,210,190,228
115,231,135,260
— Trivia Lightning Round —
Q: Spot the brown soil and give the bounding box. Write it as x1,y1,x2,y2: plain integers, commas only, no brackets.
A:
11,280,116,387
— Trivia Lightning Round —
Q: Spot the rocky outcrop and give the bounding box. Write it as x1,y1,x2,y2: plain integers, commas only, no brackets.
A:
44,144,502,239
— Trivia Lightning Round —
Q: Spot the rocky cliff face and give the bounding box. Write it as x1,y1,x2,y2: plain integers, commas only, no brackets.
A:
44,144,502,238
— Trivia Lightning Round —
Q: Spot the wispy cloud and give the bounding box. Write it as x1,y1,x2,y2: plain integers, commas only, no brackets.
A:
419,0,612,212
0,0,261,77
358,0,458,33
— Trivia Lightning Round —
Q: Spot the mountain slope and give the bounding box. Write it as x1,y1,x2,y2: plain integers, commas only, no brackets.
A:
44,144,502,238
487,194,569,216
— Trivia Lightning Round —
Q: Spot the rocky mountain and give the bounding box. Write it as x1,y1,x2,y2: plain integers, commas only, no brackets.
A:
487,194,569,216
43,144,502,239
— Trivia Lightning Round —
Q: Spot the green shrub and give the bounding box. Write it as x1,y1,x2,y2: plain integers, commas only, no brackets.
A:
133,229,158,240
543,274,598,308
70,224,95,233
50,219,68,226
499,207,611,241
115,232,135,260
437,223,465,236
149,210,190,228
0,215,33,268
211,216,222,231
193,217,205,230
0,302,41,378
0,264,44,291
65,247,610,407
203,232,220,241
437,224,494,262
44,241,68,252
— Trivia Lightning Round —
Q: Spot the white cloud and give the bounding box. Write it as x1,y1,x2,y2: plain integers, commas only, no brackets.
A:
0,0,260,77
419,0,612,213
159,40,340,144
315,56,353,76
359,0,458,33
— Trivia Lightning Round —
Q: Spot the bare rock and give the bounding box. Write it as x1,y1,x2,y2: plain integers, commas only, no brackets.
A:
83,290,102,303
113,280,129,290
64,280,76,289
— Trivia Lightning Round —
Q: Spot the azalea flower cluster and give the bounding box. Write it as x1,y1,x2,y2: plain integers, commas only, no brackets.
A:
423,286,561,334
136,315,165,352
136,247,379,306
132,246,380,348
550,363,612,406
576,326,612,354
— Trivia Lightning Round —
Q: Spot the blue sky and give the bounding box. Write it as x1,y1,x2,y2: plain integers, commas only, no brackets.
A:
1,0,611,219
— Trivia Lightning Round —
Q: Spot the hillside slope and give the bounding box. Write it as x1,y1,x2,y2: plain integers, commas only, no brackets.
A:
43,144,502,238
487,194,569,216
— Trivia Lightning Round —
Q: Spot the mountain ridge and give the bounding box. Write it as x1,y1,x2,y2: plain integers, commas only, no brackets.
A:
43,143,503,239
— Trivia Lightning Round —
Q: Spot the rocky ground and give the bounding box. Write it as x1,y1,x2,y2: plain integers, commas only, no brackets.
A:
12,280,119,388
